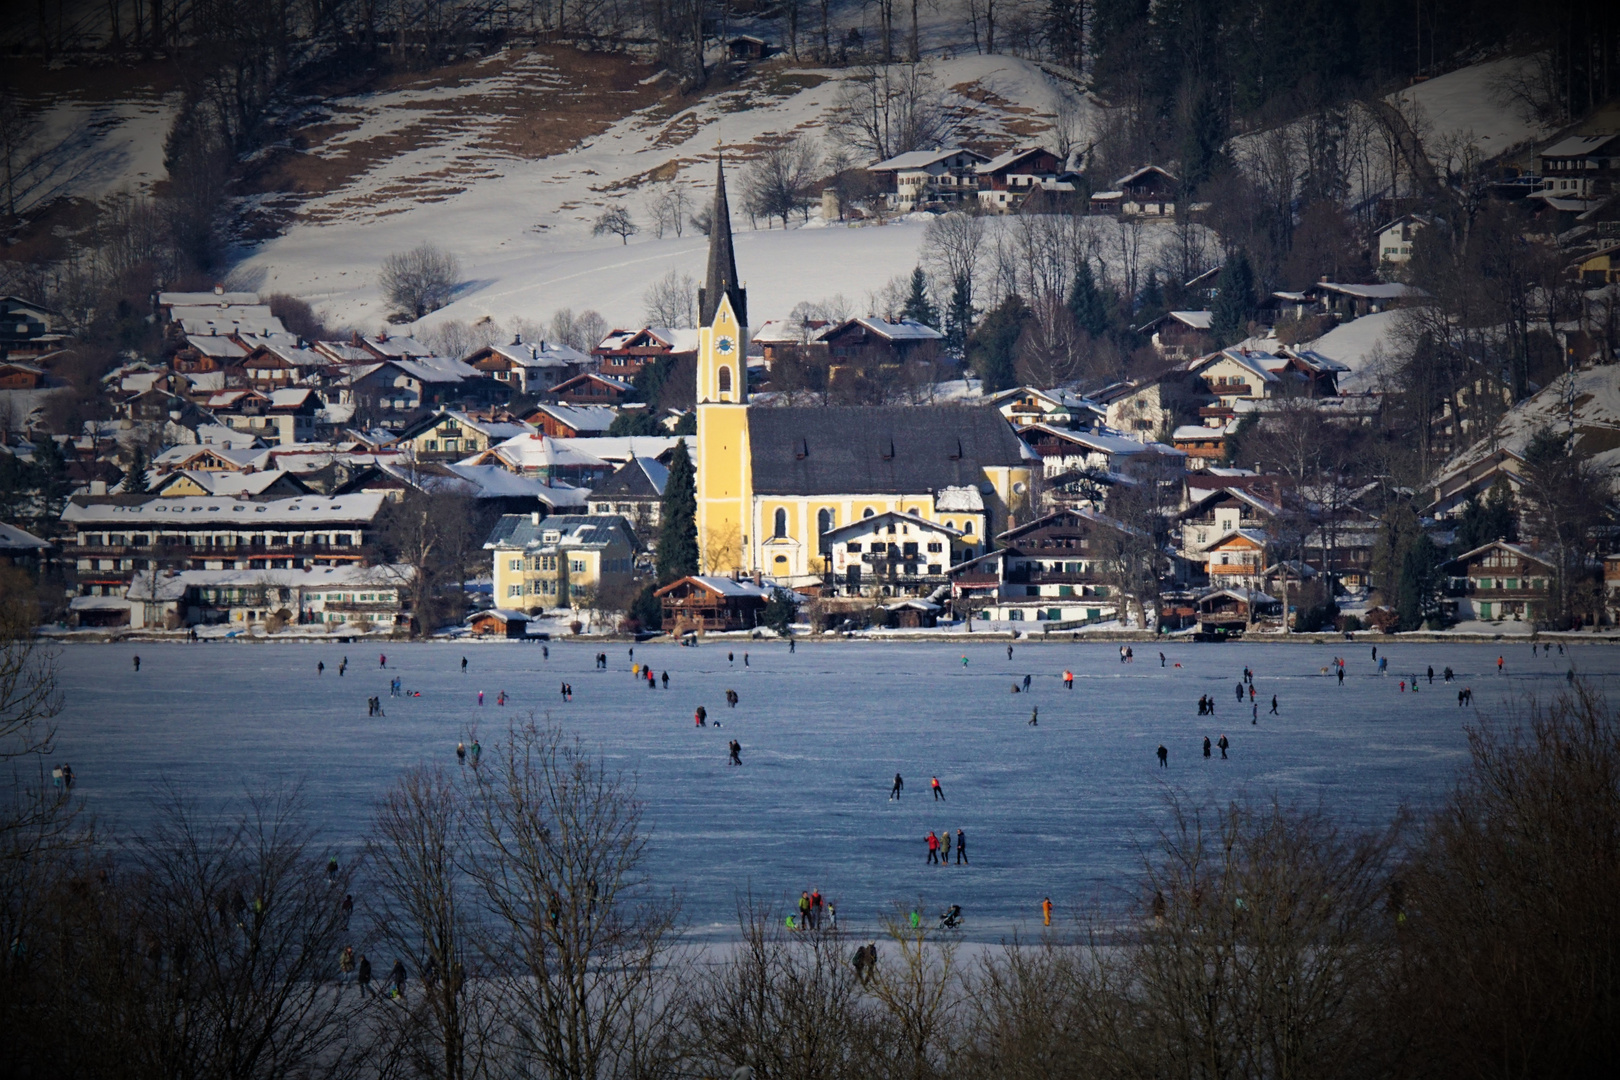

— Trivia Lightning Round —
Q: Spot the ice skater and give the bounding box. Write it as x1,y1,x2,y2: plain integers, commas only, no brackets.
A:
1217,734,1229,759
926,831,940,864
1270,695,1278,715
318,661,324,675
379,654,387,668
955,829,967,864
729,740,742,765
478,690,484,706
1157,744,1168,767
1029,706,1038,726
931,776,944,800
132,655,140,672
1203,736,1212,758
695,706,707,727
456,741,466,762
461,656,468,673
1022,674,1032,692
1007,645,1014,660
1063,669,1073,689
890,773,903,800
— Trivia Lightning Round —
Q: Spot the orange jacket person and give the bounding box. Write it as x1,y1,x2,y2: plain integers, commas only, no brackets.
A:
1042,897,1053,927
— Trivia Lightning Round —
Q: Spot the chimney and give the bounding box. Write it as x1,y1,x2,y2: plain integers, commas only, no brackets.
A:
213,282,224,295
532,511,540,525
753,570,762,587
513,333,522,345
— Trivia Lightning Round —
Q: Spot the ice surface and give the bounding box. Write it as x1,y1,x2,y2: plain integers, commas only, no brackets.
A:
50,640,1617,938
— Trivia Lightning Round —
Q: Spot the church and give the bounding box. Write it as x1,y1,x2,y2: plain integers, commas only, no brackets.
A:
693,160,1036,583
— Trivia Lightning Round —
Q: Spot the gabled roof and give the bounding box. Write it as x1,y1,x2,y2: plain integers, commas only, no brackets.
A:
1442,540,1555,570
1540,135,1620,158
976,146,1059,175
361,333,435,358
1310,281,1425,301
63,493,387,526
822,510,963,542
1181,484,1283,520
1206,527,1270,549
1198,586,1277,604
184,334,249,359
653,574,774,599
1020,422,1164,456
152,469,312,497
0,521,50,552
821,316,944,343
591,457,669,499
471,338,591,368
870,148,988,171
1113,164,1178,187
526,404,618,433
484,513,638,552
1190,349,1283,384
553,372,634,394
746,405,1027,497
396,409,535,443
998,505,1145,545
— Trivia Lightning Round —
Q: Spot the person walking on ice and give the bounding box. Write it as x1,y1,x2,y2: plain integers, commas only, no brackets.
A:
1203,736,1212,758
133,655,140,672
456,742,466,763
1063,669,1073,689
1157,744,1168,767
891,773,903,799
1218,734,1229,759
1029,706,1038,726
956,829,967,864
941,830,952,865
926,831,940,864
1042,897,1053,927
1270,695,1278,715
931,776,944,800
729,740,742,765
461,656,467,673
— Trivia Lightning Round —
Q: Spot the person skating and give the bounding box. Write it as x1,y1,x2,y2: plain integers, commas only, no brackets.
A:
1337,666,1345,686
133,655,140,672
1236,682,1244,702
1156,744,1168,768
1371,646,1377,661
456,741,466,762
1022,673,1032,692
461,656,468,673
891,773,903,800
327,856,339,884
1217,734,1229,759
729,652,734,663
744,652,749,666
790,637,796,653
339,657,347,676
695,706,707,727
318,660,324,675
1203,736,1212,758
1270,694,1278,715
729,739,741,766
357,955,372,995
1160,651,1166,667
380,654,387,668
1029,706,1038,726
956,828,967,865
1444,666,1454,682
926,831,940,864
661,670,669,689
1063,669,1074,689
341,893,353,928
1497,655,1504,674
470,740,481,766
1042,897,1053,927
1427,665,1434,685
931,776,944,800
390,959,407,999
1252,702,1258,724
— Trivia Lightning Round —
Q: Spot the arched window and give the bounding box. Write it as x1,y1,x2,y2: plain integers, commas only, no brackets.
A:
963,520,973,534
862,507,874,518
773,508,787,538
717,366,732,395
816,509,834,554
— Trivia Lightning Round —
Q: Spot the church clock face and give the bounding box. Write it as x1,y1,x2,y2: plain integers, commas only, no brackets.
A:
716,336,735,355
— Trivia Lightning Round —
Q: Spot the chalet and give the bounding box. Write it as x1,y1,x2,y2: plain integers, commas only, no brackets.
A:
1135,310,1214,359
311,337,377,365
1298,281,1424,320
156,287,261,321
484,513,639,612
881,598,942,628
818,317,943,366
1177,485,1282,557
950,507,1145,626
588,457,669,536
1203,528,1270,588
976,147,1072,213
462,433,614,488
551,372,634,405
465,608,531,638
241,342,320,391
0,361,45,390
986,386,1097,429
1090,166,1178,217
1096,373,1202,438
395,409,535,460
1188,348,1283,406
0,296,69,358
1424,447,1528,520
1536,134,1620,199
1440,541,1555,623
1196,586,1281,635
1375,214,1432,266
727,34,771,61
173,333,248,373
819,511,964,597
525,403,619,439
867,148,989,212
1172,424,1234,467
1575,244,1620,287
654,574,773,632
754,319,831,368
166,306,285,340
1018,424,1185,481
349,357,501,415
465,336,590,395
593,327,699,379
0,521,50,570
149,442,268,475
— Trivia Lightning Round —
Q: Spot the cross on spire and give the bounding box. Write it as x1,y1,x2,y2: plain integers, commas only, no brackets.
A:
699,151,747,328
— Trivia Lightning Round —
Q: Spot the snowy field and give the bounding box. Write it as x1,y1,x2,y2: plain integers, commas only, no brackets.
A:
50,639,1617,939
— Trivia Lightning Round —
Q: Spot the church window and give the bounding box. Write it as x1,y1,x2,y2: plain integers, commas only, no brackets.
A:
963,521,973,534
773,508,788,537
816,509,834,554
718,366,732,394
862,508,874,518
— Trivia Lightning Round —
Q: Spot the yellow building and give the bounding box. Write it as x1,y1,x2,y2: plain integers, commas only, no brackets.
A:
484,512,639,613
693,160,1036,583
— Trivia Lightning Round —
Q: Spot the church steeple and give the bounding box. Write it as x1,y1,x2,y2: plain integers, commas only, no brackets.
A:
698,153,747,328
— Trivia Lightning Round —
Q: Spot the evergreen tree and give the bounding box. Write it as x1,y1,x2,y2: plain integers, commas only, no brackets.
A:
966,294,1030,393
1066,261,1112,339
629,582,663,630
125,444,150,494
943,273,975,357
656,438,699,584
31,434,71,526
1211,250,1256,346
1453,484,1516,553
1137,268,1165,326
608,410,663,437
1396,534,1443,631
672,411,697,436
901,266,938,328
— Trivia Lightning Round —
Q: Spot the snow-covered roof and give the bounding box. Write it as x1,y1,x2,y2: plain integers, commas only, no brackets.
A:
154,470,302,497
1168,310,1212,329
528,404,618,432
976,146,1056,175
159,290,262,307
388,357,477,383
1113,164,1177,186
476,433,609,471
0,521,50,551
934,485,984,512
477,339,589,367
194,424,264,448
661,575,775,598
870,148,984,171
1198,586,1276,604
269,388,317,408
170,306,285,336
184,334,248,358
1443,540,1554,569
443,463,565,499
1025,423,1153,455
314,340,374,362
151,443,269,469
1173,425,1226,441
126,563,414,601
363,333,434,358
753,318,830,344
556,436,688,465
1541,135,1618,158
63,493,388,526
1314,282,1424,301
848,316,944,342
1194,349,1282,383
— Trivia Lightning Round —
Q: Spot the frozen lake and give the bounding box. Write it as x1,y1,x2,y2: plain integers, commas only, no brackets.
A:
49,638,1618,938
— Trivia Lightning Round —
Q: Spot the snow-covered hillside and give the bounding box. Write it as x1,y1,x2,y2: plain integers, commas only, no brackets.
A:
230,51,1094,332
6,77,178,215
1390,54,1554,162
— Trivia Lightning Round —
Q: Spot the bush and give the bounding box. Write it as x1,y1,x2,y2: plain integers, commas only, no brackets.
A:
1336,614,1363,633
379,244,459,319
627,583,663,632
1295,601,1341,634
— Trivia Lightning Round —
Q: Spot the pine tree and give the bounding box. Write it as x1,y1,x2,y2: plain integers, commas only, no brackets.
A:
1066,261,1112,339
943,273,975,356
901,266,938,327
1137,268,1165,326
31,434,71,526
1395,534,1442,631
656,438,699,584
1211,250,1256,346
125,443,149,494
966,294,1030,393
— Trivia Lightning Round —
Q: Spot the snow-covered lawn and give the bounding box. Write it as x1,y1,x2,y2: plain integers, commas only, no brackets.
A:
51,639,1615,938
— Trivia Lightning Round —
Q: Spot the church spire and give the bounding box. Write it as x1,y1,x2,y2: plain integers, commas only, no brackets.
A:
698,152,747,328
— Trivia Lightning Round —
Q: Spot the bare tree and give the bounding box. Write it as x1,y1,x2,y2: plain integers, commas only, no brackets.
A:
643,269,697,328
549,308,609,352
465,720,683,1080
741,134,823,229
827,63,954,162
381,244,461,320
644,182,691,239
593,204,638,245
866,905,963,1080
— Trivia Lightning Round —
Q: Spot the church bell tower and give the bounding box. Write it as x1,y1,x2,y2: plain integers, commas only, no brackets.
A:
694,155,752,574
